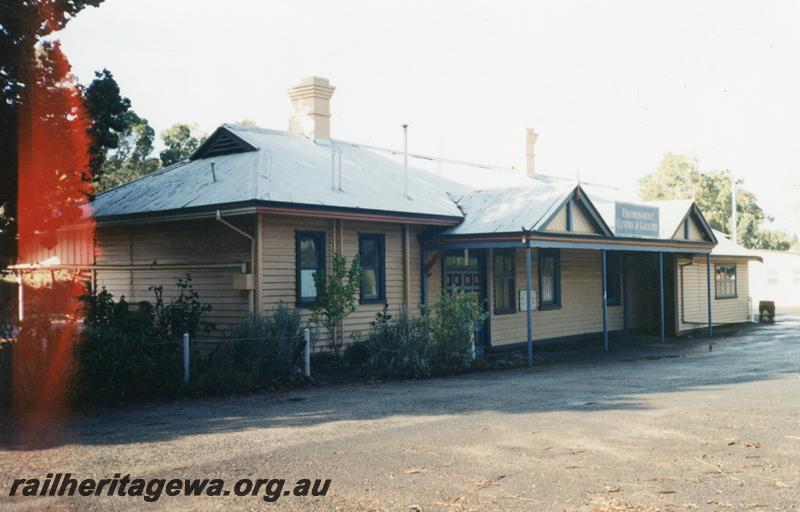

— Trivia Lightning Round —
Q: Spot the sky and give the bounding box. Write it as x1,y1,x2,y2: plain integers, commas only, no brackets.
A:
55,0,800,237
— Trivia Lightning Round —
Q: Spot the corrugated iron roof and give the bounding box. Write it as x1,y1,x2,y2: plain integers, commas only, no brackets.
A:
711,230,763,260
444,181,576,235
91,124,539,220
90,124,713,245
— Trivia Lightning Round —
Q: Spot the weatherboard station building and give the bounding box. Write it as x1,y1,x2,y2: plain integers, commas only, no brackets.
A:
16,76,760,353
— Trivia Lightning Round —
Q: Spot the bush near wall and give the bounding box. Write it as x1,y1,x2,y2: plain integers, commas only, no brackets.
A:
72,275,216,407
192,304,311,393
351,293,487,380
73,289,183,406
73,279,312,406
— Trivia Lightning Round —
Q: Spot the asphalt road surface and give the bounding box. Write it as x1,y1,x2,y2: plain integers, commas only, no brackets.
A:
1,318,799,511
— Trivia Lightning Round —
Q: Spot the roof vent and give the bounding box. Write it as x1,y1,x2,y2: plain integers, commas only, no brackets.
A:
190,127,257,160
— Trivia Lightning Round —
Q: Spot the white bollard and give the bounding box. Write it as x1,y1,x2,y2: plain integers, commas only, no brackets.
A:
182,332,190,384
303,328,311,378
469,328,476,361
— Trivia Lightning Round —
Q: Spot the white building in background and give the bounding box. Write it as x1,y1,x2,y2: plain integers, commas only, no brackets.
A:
750,250,800,315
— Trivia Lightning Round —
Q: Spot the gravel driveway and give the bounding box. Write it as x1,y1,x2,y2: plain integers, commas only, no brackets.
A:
1,319,799,511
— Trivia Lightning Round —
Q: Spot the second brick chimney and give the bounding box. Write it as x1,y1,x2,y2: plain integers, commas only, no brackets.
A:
525,128,538,177
287,76,336,140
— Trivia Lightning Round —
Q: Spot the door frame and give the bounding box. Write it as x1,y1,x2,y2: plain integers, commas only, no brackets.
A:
440,249,491,350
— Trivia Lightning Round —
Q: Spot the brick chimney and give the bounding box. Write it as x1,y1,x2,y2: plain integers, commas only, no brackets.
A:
287,76,336,140
525,128,538,177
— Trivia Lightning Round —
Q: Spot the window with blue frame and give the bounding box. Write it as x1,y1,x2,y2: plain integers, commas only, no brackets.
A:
538,249,561,309
715,264,737,299
493,249,516,315
606,251,622,306
296,231,325,307
359,234,386,303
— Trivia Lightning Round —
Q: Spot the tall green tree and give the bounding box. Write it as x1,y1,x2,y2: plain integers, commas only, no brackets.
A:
97,112,160,191
82,70,162,191
159,124,206,166
83,68,133,177
0,0,104,267
640,153,796,250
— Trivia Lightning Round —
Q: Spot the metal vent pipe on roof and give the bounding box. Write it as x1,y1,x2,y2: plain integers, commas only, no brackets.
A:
210,162,216,183
331,144,336,190
337,149,342,192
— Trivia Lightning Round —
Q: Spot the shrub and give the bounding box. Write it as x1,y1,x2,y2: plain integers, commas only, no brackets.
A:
311,252,360,355
359,306,433,380
343,338,370,369
73,276,214,407
426,292,486,373
194,304,309,393
73,288,182,406
358,294,487,380
150,274,214,338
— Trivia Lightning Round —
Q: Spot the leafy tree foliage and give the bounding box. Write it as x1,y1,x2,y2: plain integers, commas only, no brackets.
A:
0,0,103,107
640,153,796,250
0,0,104,266
159,123,206,166
17,42,93,250
83,68,132,175
82,70,162,191
96,112,160,190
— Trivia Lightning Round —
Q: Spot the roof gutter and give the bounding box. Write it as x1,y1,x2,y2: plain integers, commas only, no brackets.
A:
91,201,462,228
420,231,716,254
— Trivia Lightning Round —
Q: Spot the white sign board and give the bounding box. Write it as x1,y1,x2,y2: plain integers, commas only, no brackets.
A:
518,289,537,312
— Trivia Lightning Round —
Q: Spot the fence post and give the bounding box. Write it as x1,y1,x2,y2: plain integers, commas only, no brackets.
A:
182,332,190,384
303,328,311,378
470,328,476,360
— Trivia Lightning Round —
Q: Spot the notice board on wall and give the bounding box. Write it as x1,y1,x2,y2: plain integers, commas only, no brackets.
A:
615,202,660,238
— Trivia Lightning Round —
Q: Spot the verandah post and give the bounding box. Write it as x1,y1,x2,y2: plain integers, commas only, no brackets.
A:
658,252,665,342
622,253,630,337
601,249,608,352
420,247,429,307
525,238,533,366
706,253,713,337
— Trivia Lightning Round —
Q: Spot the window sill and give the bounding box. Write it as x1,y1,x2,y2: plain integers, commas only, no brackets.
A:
538,304,561,311
359,298,387,305
715,295,738,300
493,308,516,316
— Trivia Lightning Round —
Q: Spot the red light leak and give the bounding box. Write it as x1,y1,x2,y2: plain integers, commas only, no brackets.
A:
12,35,96,436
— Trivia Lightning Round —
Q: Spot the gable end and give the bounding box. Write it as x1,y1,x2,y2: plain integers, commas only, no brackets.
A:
541,186,613,236
672,204,716,242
